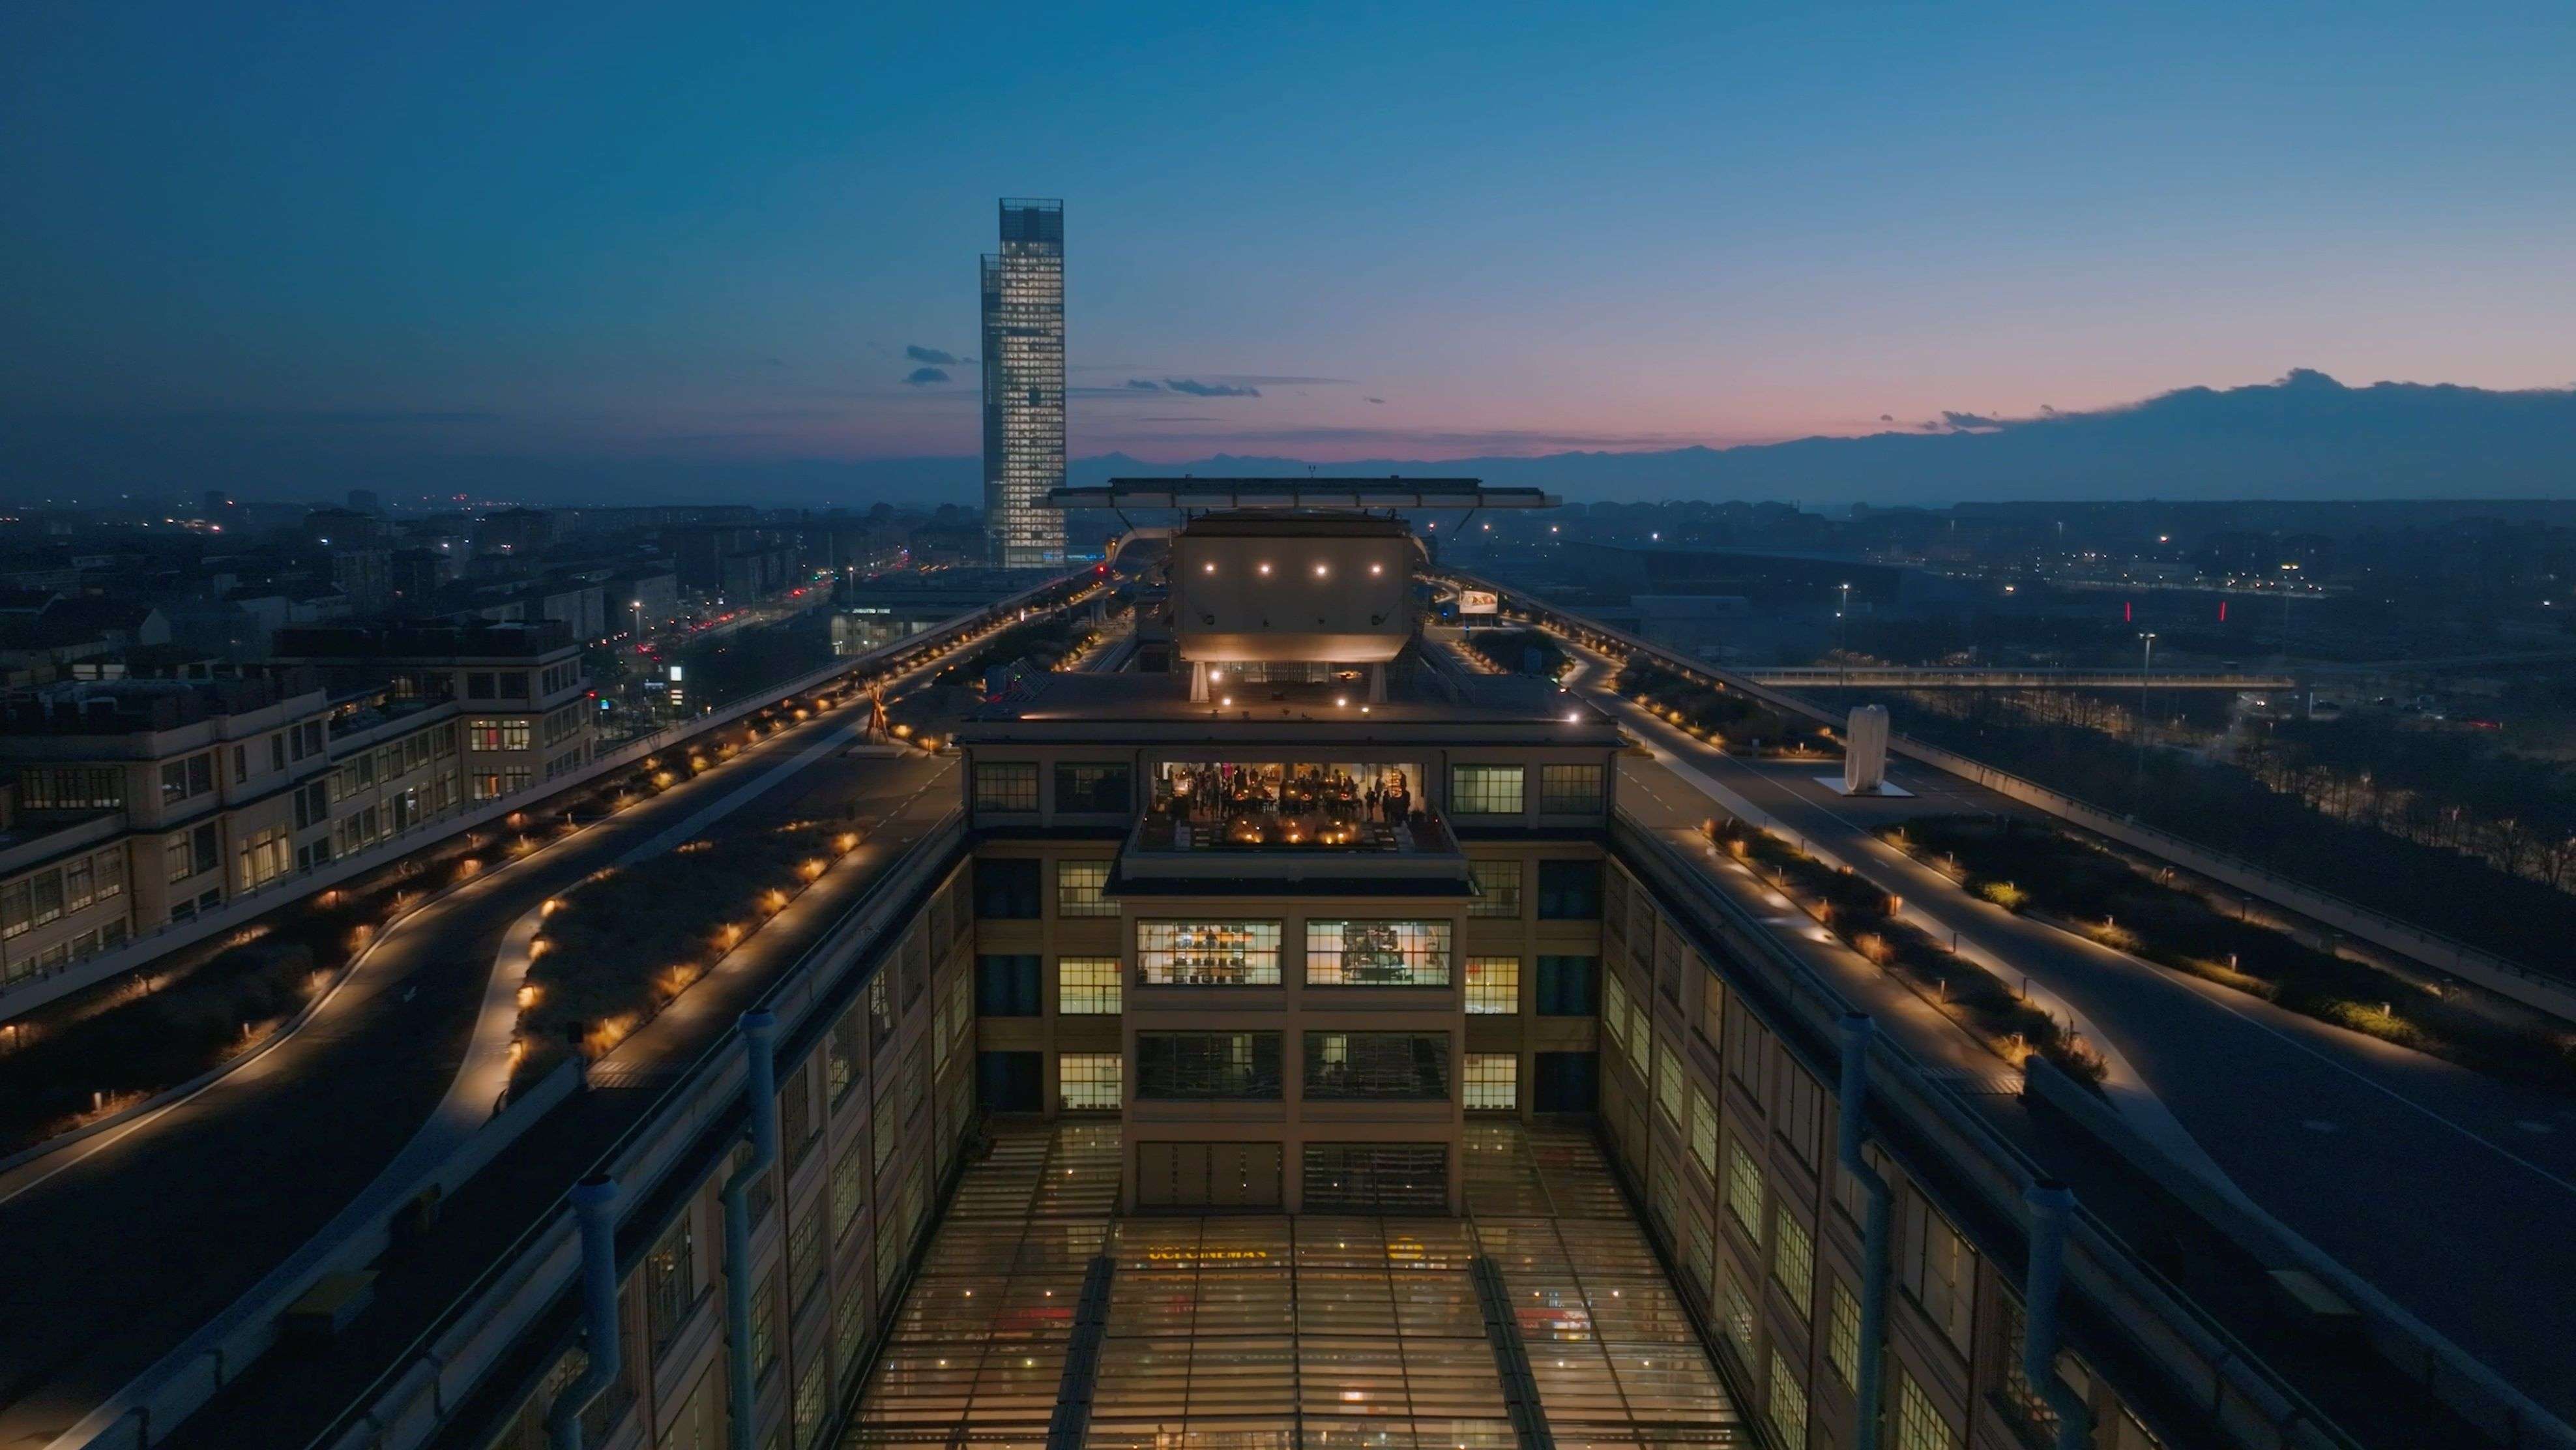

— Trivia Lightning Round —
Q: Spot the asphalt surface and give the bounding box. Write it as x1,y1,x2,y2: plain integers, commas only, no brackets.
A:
0,646,968,1445
1555,645,2576,1421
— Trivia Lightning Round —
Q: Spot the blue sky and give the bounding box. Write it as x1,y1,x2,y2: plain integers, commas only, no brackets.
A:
4,1,2571,480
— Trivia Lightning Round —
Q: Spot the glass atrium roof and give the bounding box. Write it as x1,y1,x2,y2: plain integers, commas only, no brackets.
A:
842,1125,1739,1449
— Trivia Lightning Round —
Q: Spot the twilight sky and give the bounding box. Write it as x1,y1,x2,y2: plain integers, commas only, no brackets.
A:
4,1,2573,481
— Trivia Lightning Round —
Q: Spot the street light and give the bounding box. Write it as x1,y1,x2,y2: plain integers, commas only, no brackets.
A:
1836,582,1852,675
2133,631,2157,807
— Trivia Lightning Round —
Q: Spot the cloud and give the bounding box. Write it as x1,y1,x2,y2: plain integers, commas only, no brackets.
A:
1940,411,2005,430
903,366,951,386
1366,397,1386,405
1164,379,1261,398
1879,414,1894,422
1123,379,1163,391
905,345,961,366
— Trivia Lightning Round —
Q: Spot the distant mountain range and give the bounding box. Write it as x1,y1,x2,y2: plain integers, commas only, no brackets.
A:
1072,371,2576,505
8,370,2570,507
790,370,2576,507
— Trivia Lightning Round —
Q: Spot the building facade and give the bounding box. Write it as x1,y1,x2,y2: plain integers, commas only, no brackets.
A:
980,198,1066,568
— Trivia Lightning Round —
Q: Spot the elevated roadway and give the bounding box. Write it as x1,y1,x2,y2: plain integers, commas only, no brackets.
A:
1741,665,2294,689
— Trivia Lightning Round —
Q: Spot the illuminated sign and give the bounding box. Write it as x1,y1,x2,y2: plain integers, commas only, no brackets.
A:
1459,590,1499,615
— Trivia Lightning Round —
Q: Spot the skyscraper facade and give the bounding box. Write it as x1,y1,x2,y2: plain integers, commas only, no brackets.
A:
981,198,1066,567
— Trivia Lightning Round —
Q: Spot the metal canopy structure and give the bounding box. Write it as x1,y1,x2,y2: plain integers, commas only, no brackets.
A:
1051,477,1559,510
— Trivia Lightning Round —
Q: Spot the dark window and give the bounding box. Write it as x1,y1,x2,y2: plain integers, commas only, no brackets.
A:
187,754,213,797
1536,859,1603,919
1540,763,1606,814
465,672,497,699
973,761,1039,813
976,1051,1043,1112
1135,1031,1283,1100
501,672,530,699
1053,762,1132,813
1302,1144,1448,1213
191,823,220,876
1535,954,1600,1016
975,954,1042,1016
1533,1052,1600,1112
1303,1031,1450,1100
973,858,1042,919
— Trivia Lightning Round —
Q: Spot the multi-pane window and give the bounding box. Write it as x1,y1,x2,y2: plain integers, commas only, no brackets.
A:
1654,1039,1685,1125
1827,1280,1862,1387
1302,1031,1450,1100
466,718,531,751
1690,1088,1720,1177
1304,919,1452,986
1467,858,1522,917
975,954,1041,1016
1539,763,1606,814
974,858,1042,918
1774,1211,1815,1314
750,1266,780,1375
1448,763,1525,816
1895,1372,1959,1450
1465,1052,1518,1110
1536,859,1602,918
973,760,1039,812
1725,1141,1766,1240
1059,1052,1122,1110
1534,954,1598,1015
1465,956,1520,1014
1053,762,1132,812
644,1218,695,1352
1057,956,1122,1014
1998,1296,2094,1440
1900,1191,1974,1352
1767,1351,1809,1449
1718,1254,1757,1362
830,1145,866,1240
1056,859,1118,917
1603,970,1629,1046
1136,921,1281,985
18,766,123,810
1135,1031,1283,1099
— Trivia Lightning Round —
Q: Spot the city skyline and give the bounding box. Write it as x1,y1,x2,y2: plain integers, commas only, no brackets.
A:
5,3,2574,494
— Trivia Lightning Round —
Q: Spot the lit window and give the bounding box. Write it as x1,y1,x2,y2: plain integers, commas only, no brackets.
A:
1136,1031,1283,1099
1827,1280,1862,1388
1059,1052,1122,1110
1767,1350,1809,1450
1725,1140,1765,1240
1058,956,1122,1014
1136,921,1281,985
1895,1372,1960,1450
1305,919,1452,986
1464,1052,1517,1110
1465,956,1519,1014
1774,1211,1815,1313
1056,859,1118,917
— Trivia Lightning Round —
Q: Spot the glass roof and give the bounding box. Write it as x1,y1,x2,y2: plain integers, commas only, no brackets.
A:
842,1124,1739,1450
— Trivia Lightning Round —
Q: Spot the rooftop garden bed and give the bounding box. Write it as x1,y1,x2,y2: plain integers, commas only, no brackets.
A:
1708,815,2107,1087
1615,658,1830,755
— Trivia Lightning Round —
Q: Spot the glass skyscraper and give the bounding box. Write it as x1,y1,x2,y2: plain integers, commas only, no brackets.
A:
981,198,1066,567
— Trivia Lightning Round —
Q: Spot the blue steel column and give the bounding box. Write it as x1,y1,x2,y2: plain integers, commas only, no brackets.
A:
722,1009,781,1450
1836,1014,1894,1450
544,1174,622,1450
2023,1181,2095,1450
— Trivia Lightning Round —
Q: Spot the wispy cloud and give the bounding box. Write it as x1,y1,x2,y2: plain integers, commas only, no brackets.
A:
905,344,964,366
903,366,951,386
1164,378,1260,398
